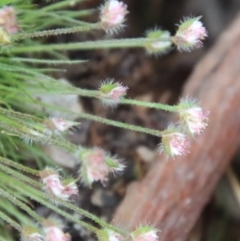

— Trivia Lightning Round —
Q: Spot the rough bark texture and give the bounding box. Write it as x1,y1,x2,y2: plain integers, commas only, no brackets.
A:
113,12,240,241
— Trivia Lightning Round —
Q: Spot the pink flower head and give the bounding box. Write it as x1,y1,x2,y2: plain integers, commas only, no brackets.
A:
40,168,67,200
40,168,77,200
99,79,128,107
179,106,210,135
160,126,190,157
43,219,70,241
100,0,128,34
131,226,159,241
78,148,124,186
173,16,207,51
81,148,109,186
0,6,19,34
21,225,43,241
46,117,80,132
62,180,78,197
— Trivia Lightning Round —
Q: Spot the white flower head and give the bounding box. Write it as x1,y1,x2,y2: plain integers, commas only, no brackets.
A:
43,219,70,241
160,126,190,157
45,117,80,133
99,79,128,107
40,168,78,201
173,16,207,51
100,0,128,34
178,98,210,135
77,147,125,187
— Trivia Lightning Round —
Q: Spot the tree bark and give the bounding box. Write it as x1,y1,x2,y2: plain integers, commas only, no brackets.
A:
113,12,240,241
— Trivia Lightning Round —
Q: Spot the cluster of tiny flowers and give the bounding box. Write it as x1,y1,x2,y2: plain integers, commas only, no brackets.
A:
160,98,209,157
77,147,125,187
173,16,208,51
43,219,70,241
40,167,78,201
44,117,80,134
99,79,128,107
99,0,128,34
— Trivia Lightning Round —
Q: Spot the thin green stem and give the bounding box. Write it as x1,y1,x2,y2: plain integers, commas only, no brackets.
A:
77,112,162,136
58,200,127,235
15,23,101,40
0,113,79,154
11,57,87,65
9,183,99,233
0,163,41,189
0,156,39,176
0,187,42,223
41,0,86,12
1,171,126,235
11,37,171,53
0,210,21,231
121,98,178,112
0,92,163,137
23,82,179,112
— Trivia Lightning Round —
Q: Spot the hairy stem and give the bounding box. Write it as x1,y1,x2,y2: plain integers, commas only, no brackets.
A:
0,210,21,231
0,187,42,223
15,23,101,40
11,37,172,53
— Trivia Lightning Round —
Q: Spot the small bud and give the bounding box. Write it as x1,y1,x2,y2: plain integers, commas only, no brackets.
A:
45,117,80,133
0,6,19,34
173,16,207,51
77,147,124,187
43,219,70,241
0,27,11,46
178,99,209,135
97,229,124,241
160,126,190,157
100,0,128,34
21,225,43,241
99,79,128,107
131,226,158,241
145,29,172,55
62,179,78,197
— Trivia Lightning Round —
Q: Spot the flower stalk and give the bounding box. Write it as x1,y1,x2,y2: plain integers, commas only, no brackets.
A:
10,37,172,53
15,23,101,40
0,210,21,231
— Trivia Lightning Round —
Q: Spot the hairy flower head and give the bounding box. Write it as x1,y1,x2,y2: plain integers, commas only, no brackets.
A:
173,16,207,51
178,98,210,135
100,0,128,34
77,147,124,187
99,79,128,107
160,126,190,157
